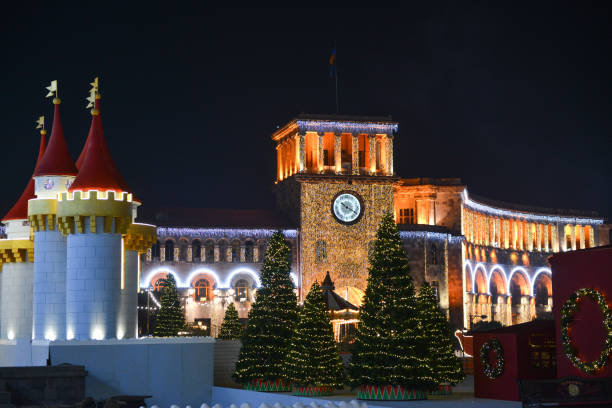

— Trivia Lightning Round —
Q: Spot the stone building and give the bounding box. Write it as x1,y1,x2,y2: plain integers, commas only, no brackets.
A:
139,114,609,335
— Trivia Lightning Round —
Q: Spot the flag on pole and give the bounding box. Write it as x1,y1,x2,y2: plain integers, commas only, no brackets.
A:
35,116,45,130
329,48,336,78
45,80,57,98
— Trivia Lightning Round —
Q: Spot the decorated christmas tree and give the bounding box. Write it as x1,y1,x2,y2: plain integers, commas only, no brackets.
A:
417,282,464,392
218,303,243,340
153,274,186,337
348,212,434,400
285,281,345,396
233,231,298,390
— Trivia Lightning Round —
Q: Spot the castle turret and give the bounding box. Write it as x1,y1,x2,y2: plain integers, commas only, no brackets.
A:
58,87,154,340
0,124,46,340
29,88,77,341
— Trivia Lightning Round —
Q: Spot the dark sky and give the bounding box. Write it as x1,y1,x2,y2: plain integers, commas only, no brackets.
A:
1,3,610,220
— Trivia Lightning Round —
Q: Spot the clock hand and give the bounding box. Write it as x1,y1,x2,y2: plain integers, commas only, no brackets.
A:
341,202,358,216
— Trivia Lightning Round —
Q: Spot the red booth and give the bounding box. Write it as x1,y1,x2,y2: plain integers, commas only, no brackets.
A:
550,245,612,378
473,320,556,401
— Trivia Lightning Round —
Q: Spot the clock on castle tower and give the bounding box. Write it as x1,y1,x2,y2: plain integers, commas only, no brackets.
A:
272,114,398,300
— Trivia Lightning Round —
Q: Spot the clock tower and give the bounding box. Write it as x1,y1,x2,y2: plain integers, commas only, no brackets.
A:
272,114,398,301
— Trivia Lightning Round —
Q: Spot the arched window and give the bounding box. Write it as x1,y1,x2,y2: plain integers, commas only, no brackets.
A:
245,241,254,262
315,240,327,263
430,244,438,265
232,240,241,263
205,240,215,263
219,240,228,262
165,240,174,261
192,239,202,262
234,279,249,301
153,277,166,292
258,242,267,262
194,279,212,302
178,239,189,261
152,240,160,259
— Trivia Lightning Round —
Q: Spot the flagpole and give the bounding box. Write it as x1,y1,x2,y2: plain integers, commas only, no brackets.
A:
334,40,339,113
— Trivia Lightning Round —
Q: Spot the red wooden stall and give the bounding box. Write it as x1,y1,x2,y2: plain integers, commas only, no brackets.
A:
550,245,612,378
473,320,556,401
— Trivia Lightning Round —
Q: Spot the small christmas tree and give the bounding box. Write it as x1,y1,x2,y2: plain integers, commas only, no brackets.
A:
219,303,243,340
417,282,465,389
348,212,434,399
233,231,298,390
153,274,186,337
286,281,345,395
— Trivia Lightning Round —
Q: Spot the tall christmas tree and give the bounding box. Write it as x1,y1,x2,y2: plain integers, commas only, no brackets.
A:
348,212,434,399
218,303,243,340
285,281,345,395
417,282,464,388
153,274,186,337
233,231,298,390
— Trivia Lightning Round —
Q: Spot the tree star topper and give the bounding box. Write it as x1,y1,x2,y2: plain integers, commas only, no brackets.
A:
45,80,58,98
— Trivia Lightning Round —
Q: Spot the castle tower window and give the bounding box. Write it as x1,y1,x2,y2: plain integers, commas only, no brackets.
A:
204,240,214,263
192,239,202,262
231,240,240,263
315,240,327,263
194,278,212,302
234,279,249,301
165,240,174,261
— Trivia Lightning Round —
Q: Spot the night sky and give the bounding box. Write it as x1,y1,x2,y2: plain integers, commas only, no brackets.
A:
2,4,610,221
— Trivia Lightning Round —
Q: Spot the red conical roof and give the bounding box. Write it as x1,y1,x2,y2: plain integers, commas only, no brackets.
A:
75,96,99,170
34,99,77,177
69,98,130,194
3,131,47,221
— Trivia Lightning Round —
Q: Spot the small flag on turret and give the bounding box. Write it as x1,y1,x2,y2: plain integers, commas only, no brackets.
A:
45,80,57,98
35,116,44,130
329,47,336,78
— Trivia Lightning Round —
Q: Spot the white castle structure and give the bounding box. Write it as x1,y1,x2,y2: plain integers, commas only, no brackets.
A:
0,90,155,345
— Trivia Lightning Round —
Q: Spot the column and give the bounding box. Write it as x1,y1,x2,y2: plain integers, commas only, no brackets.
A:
544,225,550,252
552,224,559,252
589,226,595,248
276,144,282,181
351,133,359,175
160,246,165,262
535,223,541,251
368,134,376,174
386,136,394,176
571,224,576,250
334,132,341,173
578,225,585,250
226,246,232,262
187,246,192,262
296,132,305,173
503,219,509,249
173,247,179,262
253,246,259,263
317,132,324,173
200,247,206,262
146,248,152,262
214,244,219,262
240,245,246,262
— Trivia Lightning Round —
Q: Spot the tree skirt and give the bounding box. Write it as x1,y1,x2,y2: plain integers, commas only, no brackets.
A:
292,385,334,396
357,385,427,400
429,383,453,395
244,378,291,392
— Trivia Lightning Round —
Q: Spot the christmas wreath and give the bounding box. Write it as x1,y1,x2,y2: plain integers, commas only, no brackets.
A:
561,288,612,374
480,338,504,379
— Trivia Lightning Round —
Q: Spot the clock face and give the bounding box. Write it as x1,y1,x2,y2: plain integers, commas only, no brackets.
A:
332,192,364,225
